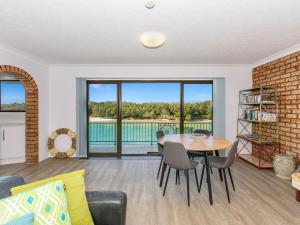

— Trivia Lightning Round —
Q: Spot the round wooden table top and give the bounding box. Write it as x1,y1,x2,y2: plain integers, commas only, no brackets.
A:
158,134,231,152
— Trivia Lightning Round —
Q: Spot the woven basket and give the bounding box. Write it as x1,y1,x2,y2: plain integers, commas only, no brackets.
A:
273,154,296,179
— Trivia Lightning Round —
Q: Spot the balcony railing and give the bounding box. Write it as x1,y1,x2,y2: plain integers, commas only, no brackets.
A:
89,121,212,145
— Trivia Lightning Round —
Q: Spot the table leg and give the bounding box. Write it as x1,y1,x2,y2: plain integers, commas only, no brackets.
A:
215,150,223,181
204,152,213,205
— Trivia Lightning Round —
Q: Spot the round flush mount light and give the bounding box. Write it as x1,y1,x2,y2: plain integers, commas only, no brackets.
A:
145,1,155,9
140,32,166,49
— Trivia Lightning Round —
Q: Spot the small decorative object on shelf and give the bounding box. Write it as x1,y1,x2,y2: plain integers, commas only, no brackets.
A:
273,154,296,179
237,86,279,169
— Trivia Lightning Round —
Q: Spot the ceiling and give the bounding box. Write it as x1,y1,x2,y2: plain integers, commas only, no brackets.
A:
0,0,299,64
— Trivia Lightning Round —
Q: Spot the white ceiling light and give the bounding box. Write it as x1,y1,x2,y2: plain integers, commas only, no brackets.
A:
145,1,155,9
140,32,166,49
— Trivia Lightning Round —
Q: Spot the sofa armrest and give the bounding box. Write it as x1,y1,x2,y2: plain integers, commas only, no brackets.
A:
86,191,127,225
0,176,26,200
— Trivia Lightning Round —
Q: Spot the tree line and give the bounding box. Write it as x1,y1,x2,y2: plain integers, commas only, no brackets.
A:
89,101,212,121
1,103,25,111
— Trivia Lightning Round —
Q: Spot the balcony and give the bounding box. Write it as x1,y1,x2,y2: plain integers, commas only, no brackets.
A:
89,121,212,154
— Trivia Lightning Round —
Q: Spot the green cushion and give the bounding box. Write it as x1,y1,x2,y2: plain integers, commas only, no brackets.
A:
0,180,71,225
4,213,34,225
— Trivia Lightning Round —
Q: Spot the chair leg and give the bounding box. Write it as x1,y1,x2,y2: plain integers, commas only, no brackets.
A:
177,170,181,185
163,167,171,196
194,168,199,192
215,151,223,181
176,170,178,185
223,168,230,203
186,170,190,207
156,156,163,179
218,169,223,181
199,164,205,192
210,166,213,174
159,162,167,187
228,168,235,191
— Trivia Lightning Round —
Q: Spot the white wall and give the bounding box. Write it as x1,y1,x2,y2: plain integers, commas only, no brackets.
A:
0,44,49,161
49,65,252,143
0,43,252,160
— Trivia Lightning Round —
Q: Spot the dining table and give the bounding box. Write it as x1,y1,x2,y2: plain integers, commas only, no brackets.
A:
158,133,231,205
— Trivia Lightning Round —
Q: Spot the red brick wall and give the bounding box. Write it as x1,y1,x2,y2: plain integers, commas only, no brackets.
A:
0,65,39,164
252,51,300,163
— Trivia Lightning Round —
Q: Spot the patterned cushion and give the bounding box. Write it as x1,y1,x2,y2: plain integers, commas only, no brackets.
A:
11,170,93,225
4,213,34,225
0,180,71,225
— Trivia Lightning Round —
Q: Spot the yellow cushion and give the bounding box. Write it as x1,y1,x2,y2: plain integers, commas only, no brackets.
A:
11,170,94,225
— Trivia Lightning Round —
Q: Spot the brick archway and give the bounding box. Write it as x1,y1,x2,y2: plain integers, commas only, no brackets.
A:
0,65,38,164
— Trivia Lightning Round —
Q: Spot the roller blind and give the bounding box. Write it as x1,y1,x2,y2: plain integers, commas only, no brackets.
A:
76,78,88,158
213,78,225,138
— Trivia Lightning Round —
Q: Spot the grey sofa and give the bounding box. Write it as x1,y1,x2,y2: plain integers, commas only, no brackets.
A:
0,176,127,225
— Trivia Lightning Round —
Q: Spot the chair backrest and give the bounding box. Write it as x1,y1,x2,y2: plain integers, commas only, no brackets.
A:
193,129,211,136
224,139,239,168
156,130,165,155
157,130,165,138
163,141,192,170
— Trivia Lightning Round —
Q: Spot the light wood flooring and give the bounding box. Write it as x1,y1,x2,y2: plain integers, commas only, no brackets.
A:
0,158,299,225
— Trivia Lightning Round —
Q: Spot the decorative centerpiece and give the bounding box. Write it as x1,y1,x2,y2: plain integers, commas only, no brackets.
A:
273,154,296,179
193,133,206,137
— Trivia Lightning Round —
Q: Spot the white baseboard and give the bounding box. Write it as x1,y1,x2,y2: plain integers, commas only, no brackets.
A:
0,157,25,165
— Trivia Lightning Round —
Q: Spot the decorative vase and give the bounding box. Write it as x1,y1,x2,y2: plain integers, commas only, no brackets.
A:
273,154,296,179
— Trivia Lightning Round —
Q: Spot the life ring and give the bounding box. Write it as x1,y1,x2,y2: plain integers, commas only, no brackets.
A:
47,128,76,158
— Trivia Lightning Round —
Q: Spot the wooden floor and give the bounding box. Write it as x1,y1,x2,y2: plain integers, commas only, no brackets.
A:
1,158,299,225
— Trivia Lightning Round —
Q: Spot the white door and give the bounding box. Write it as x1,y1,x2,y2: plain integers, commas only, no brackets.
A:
0,125,25,161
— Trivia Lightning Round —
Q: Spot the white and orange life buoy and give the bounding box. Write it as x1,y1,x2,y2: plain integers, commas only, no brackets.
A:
47,128,76,158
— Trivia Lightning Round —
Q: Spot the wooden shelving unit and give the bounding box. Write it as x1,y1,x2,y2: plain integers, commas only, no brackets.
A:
238,154,273,168
236,86,279,169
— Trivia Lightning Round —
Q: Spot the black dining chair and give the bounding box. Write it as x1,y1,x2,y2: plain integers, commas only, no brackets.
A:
199,139,239,203
189,129,212,159
156,130,165,179
162,141,199,206
189,129,213,174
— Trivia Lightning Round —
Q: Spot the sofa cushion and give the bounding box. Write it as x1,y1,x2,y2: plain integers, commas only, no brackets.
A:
11,170,94,225
0,180,71,225
0,176,26,200
4,213,34,225
86,191,127,225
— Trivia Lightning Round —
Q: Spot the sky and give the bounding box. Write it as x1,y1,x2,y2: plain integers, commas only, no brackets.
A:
89,83,212,103
1,81,25,104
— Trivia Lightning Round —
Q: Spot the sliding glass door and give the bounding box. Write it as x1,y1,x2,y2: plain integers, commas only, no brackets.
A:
87,82,119,155
87,80,213,156
183,82,213,134
121,82,180,155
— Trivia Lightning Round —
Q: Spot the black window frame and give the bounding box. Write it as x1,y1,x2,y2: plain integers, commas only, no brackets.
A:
86,80,214,157
0,80,26,112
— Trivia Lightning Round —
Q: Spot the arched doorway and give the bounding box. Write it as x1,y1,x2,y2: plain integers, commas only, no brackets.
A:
0,65,39,164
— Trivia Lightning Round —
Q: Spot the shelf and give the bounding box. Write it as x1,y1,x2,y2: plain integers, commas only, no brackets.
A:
237,134,278,144
239,102,277,105
238,154,273,169
238,118,277,123
240,86,276,92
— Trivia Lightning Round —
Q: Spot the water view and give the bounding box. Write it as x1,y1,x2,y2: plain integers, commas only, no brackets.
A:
88,82,213,154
